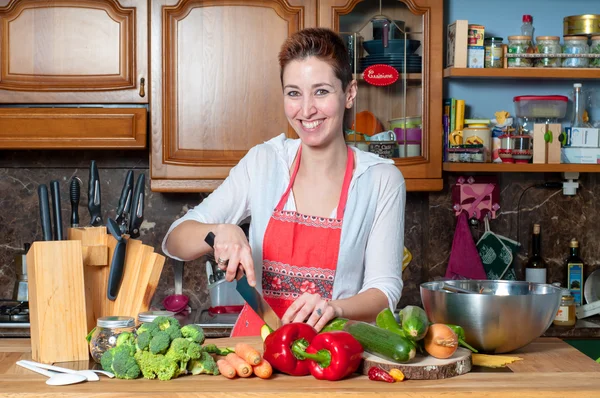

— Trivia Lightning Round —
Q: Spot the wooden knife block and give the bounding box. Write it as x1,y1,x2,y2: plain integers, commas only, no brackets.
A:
26,240,89,364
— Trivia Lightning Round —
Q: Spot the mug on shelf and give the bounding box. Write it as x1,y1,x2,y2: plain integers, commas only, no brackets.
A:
368,130,397,142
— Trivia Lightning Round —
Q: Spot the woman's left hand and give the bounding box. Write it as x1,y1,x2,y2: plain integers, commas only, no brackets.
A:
282,293,343,332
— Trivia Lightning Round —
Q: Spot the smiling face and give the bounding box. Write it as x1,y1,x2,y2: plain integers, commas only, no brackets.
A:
282,56,356,148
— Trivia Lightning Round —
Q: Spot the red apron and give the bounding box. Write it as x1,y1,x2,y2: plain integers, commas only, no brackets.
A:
231,145,354,336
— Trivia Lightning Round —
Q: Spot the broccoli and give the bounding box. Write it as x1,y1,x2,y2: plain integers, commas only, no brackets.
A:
165,337,191,371
101,344,140,379
181,324,205,344
116,331,136,348
187,341,202,361
203,343,235,356
153,316,180,331
136,331,151,352
188,351,220,376
149,330,171,355
137,322,159,336
134,350,180,381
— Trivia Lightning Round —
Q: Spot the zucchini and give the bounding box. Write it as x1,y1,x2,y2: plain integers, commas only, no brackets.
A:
399,305,429,341
343,320,416,363
320,317,349,333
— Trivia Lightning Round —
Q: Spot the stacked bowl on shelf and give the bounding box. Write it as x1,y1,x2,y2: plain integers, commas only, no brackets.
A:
359,38,422,73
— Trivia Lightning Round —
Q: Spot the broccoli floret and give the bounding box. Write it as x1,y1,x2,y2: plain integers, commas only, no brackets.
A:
137,322,159,336
152,316,180,332
188,351,220,376
116,331,136,348
101,344,140,379
136,331,151,352
165,337,191,371
181,324,205,344
134,350,180,381
149,330,171,355
165,323,182,341
187,342,202,361
203,343,235,356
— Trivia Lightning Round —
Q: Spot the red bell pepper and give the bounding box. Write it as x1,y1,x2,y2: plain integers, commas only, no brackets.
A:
263,323,318,376
294,331,364,381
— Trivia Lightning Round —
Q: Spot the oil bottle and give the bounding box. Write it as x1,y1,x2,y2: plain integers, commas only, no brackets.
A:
566,238,584,306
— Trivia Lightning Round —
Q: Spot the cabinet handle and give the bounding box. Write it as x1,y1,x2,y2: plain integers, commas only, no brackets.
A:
139,77,145,97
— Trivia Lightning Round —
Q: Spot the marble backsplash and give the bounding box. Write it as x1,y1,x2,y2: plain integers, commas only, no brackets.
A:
1,149,599,312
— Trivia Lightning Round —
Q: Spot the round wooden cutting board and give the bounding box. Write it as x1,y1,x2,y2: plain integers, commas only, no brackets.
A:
361,348,472,380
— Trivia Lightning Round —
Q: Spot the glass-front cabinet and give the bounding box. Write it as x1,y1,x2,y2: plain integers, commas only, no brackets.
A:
320,0,443,191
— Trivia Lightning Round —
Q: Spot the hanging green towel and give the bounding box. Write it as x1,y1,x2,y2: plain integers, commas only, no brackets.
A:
496,235,521,281
476,217,513,280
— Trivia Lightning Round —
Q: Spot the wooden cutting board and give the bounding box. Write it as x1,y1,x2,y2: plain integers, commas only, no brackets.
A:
361,347,472,380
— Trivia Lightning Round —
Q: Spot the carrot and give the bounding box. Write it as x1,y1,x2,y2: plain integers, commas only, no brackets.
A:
226,353,253,377
424,323,458,359
235,342,262,365
252,358,273,379
217,359,237,379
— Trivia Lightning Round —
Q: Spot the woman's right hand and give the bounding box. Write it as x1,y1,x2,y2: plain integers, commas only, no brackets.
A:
212,224,256,286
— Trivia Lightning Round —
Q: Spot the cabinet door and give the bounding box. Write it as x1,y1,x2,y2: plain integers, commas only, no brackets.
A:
151,0,315,192
0,0,148,103
319,0,443,191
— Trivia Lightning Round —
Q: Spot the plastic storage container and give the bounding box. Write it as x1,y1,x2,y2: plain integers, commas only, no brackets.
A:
89,316,135,363
513,95,568,120
208,279,244,310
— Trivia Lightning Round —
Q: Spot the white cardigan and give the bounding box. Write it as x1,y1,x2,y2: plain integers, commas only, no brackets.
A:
162,134,406,310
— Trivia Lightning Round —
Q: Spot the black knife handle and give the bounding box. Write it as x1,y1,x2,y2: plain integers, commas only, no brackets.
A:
116,170,134,225
69,177,80,228
128,173,145,239
37,184,53,241
49,180,63,241
107,240,127,301
88,160,102,226
204,232,215,248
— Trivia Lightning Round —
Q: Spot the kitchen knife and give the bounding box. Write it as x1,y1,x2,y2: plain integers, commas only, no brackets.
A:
37,184,53,241
204,232,283,330
88,160,103,227
106,217,127,301
115,170,134,235
49,180,63,240
128,173,145,239
69,177,80,228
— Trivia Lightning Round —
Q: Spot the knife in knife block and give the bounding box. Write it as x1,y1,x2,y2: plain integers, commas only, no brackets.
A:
26,240,89,363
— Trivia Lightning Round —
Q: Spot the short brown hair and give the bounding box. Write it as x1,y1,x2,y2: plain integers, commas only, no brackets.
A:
278,28,352,92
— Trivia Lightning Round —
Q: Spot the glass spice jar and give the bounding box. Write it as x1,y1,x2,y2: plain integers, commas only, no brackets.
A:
536,36,561,67
562,36,590,68
89,316,135,363
508,36,533,67
590,36,600,68
137,310,175,325
484,37,504,68
553,291,576,327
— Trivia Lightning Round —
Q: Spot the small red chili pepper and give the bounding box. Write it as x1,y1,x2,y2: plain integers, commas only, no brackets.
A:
367,366,395,383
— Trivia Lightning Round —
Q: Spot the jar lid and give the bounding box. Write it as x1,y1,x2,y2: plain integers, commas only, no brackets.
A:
592,36,600,40
138,310,175,323
513,95,568,102
97,316,135,328
536,36,560,41
508,35,532,40
563,36,588,40
465,119,490,125
484,37,503,41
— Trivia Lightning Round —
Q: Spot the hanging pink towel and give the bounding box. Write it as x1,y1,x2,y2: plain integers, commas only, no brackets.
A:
445,212,487,280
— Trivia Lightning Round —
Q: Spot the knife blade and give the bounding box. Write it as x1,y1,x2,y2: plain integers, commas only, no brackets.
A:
69,177,80,228
128,173,145,239
49,180,63,240
115,170,134,235
204,232,282,330
37,184,53,241
106,217,127,301
88,160,103,226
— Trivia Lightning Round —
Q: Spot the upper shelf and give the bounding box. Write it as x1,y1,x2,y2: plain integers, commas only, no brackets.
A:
443,162,600,173
444,67,600,80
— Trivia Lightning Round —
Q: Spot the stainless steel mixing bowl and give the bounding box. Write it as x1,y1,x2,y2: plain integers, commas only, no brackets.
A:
420,280,562,354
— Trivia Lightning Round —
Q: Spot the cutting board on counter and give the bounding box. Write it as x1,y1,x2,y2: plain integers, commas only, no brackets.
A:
361,347,472,380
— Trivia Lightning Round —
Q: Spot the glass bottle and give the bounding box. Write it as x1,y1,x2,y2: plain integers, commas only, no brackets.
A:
521,15,534,45
571,83,592,128
566,238,584,306
525,224,547,284
553,289,576,327
89,316,135,363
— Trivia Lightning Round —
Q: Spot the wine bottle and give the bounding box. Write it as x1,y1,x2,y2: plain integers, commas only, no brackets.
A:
566,239,584,306
525,224,547,284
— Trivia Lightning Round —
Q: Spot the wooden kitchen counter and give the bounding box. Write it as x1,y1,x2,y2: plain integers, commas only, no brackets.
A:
1,337,599,397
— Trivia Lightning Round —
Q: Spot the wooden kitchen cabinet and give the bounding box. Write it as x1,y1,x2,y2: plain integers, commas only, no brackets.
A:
0,0,148,149
150,0,316,192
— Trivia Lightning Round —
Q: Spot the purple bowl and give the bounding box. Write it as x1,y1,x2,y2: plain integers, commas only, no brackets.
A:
394,127,422,143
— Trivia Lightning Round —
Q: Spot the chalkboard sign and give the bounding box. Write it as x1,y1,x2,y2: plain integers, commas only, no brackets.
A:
369,142,397,159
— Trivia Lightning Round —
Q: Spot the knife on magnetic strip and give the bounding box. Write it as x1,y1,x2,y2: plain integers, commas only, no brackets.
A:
204,232,283,331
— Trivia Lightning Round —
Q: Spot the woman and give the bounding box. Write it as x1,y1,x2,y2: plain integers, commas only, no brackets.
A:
163,28,405,336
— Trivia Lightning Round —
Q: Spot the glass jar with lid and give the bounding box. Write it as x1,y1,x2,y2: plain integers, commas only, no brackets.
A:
484,37,504,68
591,36,600,68
536,36,561,67
553,289,576,327
562,36,589,68
507,36,533,67
137,310,175,325
89,316,135,363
